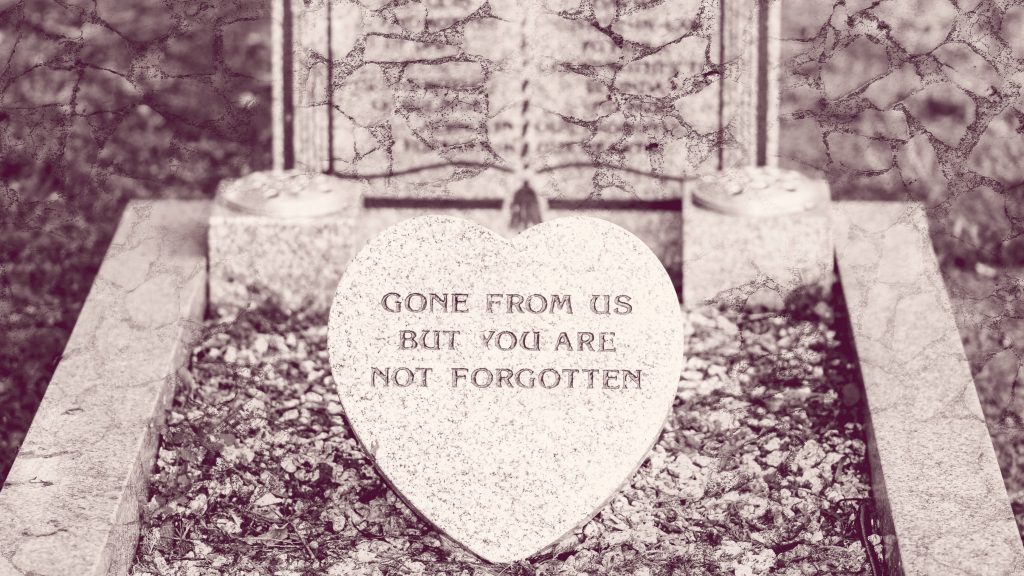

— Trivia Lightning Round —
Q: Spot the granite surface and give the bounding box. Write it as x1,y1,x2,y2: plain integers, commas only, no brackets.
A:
682,170,834,309
834,201,1024,576
327,216,684,563
0,200,209,576
208,171,362,312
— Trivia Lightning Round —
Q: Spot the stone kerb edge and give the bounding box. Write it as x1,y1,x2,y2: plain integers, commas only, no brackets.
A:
834,201,1024,576
0,200,210,576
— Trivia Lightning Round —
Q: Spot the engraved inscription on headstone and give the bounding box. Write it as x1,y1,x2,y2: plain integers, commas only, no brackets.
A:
328,216,685,562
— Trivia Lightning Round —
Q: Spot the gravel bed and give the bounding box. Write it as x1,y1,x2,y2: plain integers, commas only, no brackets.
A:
132,291,878,575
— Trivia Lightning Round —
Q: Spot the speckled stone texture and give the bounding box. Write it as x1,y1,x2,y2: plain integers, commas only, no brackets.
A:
682,169,834,308
327,216,684,563
0,200,209,576
208,171,362,311
834,202,1024,576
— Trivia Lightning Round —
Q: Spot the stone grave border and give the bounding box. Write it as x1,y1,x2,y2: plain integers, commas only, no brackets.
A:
0,201,209,576
2,198,1023,575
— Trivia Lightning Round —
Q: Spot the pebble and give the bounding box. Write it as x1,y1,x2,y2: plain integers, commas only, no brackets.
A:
253,336,269,355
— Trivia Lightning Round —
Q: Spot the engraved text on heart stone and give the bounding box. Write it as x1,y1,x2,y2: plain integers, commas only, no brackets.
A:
327,216,684,563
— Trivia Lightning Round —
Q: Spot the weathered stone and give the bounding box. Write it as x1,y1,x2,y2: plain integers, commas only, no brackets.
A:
405,62,486,89
542,0,581,12
663,135,719,175
209,171,364,311
400,85,488,149
904,82,976,147
934,42,1002,98
530,110,593,165
328,216,684,563
532,70,614,122
0,201,208,576
337,65,392,126
682,169,833,308
294,0,329,57
833,202,1024,576
593,0,615,27
780,83,824,115
780,117,827,168
274,0,766,200
331,113,358,164
872,0,957,55
690,166,830,216
781,0,832,40
611,0,701,47
852,167,904,197
423,0,486,31
821,35,889,100
674,83,722,135
485,69,524,117
463,18,520,61
360,7,403,35
331,1,362,58
828,132,893,171
388,116,460,175
530,13,621,66
898,134,948,207
393,1,426,33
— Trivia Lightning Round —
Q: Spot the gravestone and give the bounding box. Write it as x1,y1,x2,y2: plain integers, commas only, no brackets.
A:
327,216,685,563
274,0,781,190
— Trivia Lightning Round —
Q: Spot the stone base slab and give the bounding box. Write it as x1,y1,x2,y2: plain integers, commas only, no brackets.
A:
208,170,686,311
682,192,834,309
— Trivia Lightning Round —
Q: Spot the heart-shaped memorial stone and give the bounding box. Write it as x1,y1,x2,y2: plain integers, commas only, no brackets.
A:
328,216,684,563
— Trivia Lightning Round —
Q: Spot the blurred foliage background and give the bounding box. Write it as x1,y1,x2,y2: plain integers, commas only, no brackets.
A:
0,0,271,482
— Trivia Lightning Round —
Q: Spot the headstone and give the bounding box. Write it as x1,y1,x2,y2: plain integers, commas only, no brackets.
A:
327,216,685,563
272,0,780,191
